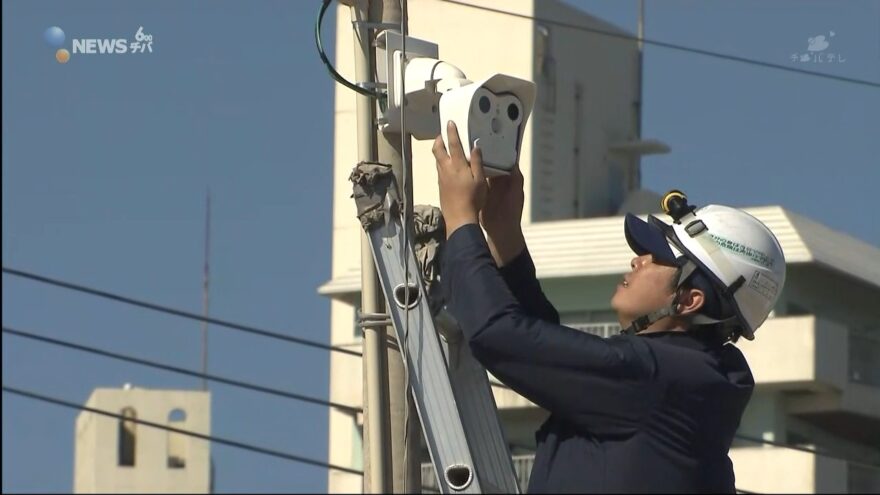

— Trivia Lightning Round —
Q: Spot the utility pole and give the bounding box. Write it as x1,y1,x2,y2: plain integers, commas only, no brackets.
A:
370,0,421,490
351,0,421,493
349,0,391,492
349,0,419,492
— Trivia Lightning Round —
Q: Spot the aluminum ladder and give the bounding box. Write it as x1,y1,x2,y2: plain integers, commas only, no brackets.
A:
351,162,520,494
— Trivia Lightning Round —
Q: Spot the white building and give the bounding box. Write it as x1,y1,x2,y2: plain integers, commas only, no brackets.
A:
73,386,212,494
320,0,880,492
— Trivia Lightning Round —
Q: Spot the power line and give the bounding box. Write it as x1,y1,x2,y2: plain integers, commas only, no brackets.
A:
487,383,880,469
734,433,880,471
444,0,880,90
1,267,361,357
5,385,442,491
2,385,364,477
2,326,362,415
3,385,764,494
7,269,877,470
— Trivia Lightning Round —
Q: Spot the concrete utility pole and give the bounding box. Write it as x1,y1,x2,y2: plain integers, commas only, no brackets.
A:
349,0,419,492
369,0,422,493
349,0,391,492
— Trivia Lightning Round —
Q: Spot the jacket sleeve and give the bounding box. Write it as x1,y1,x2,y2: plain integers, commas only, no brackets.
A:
441,224,657,436
497,247,560,324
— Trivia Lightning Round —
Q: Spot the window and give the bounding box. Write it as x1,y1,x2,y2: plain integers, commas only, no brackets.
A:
167,408,187,468
535,25,557,112
118,407,137,467
353,303,362,340
352,423,363,471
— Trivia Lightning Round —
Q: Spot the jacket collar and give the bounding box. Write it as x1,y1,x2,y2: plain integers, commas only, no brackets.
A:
638,329,726,351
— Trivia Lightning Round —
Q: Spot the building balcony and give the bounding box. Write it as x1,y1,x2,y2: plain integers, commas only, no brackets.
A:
737,316,880,446
490,317,879,417
730,445,880,493
737,316,878,391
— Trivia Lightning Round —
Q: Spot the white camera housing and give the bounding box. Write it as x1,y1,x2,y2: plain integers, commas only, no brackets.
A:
376,31,536,176
439,75,535,175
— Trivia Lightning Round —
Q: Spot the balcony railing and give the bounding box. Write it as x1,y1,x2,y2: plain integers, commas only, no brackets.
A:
565,321,621,338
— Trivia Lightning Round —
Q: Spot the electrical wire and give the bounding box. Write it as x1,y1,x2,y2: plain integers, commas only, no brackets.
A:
2,326,362,415
398,1,414,490
488,379,880,470
2,267,361,357
734,433,880,471
8,265,872,471
2,386,778,494
2,385,364,476
443,0,880,90
316,0,385,99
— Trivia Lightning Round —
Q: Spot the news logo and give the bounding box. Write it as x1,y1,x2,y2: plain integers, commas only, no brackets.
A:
44,26,154,63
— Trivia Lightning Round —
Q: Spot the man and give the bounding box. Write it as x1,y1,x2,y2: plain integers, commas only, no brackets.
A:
433,121,786,493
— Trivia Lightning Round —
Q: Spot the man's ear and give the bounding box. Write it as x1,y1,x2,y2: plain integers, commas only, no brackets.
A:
676,288,705,316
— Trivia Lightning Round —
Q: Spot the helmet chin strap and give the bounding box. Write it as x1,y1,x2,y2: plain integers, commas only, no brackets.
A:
621,260,739,338
621,305,678,335
621,307,739,337
621,260,697,335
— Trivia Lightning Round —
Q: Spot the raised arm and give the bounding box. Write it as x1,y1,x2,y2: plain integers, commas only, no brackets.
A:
478,156,559,323
433,122,656,435
442,225,656,435
495,246,560,324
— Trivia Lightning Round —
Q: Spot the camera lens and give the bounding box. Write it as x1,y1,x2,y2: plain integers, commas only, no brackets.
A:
478,96,491,113
507,103,520,121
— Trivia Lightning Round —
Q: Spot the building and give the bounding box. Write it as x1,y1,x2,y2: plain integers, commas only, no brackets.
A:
73,386,211,494
320,0,880,492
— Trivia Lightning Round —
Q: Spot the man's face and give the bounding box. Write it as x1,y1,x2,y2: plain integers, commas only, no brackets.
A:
611,254,679,326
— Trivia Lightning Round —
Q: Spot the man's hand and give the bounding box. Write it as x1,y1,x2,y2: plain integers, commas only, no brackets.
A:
481,165,524,237
481,166,526,266
433,121,487,239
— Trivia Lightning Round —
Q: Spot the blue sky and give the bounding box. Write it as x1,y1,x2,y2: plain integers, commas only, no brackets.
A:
2,1,878,493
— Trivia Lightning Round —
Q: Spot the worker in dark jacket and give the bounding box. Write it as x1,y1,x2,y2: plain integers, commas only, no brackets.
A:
433,121,787,493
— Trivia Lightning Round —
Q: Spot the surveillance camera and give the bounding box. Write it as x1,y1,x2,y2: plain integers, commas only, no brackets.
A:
439,74,535,176
374,31,536,174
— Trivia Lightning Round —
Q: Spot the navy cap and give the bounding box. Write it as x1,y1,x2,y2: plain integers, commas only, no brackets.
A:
624,214,678,265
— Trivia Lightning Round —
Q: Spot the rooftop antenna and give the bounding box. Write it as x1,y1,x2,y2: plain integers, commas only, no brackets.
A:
201,188,211,391
637,0,644,139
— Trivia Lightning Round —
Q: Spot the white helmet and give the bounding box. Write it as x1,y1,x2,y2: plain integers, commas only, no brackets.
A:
623,190,786,340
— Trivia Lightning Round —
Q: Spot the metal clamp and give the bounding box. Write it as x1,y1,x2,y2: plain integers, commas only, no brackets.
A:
351,21,400,30
357,81,388,91
357,311,392,328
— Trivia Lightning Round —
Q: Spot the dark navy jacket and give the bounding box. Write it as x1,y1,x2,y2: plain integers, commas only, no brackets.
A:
442,225,755,494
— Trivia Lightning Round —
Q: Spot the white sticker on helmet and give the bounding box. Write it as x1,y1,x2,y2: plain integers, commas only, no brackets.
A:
748,271,779,301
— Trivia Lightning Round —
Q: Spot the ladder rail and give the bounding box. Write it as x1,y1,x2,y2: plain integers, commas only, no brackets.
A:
352,162,520,493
